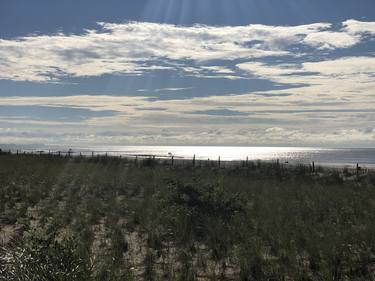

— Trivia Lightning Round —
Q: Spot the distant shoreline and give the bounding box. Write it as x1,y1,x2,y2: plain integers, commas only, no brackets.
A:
1,148,374,171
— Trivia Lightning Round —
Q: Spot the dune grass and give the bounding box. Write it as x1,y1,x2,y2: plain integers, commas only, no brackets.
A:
0,153,374,280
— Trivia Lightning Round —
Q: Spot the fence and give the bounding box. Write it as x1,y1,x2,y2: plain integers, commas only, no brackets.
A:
0,148,370,175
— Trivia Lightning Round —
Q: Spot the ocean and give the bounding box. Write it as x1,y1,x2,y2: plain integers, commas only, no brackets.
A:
3,145,374,168
75,146,375,168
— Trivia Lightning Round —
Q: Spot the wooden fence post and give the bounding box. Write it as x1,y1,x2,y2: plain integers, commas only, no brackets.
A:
312,161,315,173
193,154,196,167
171,156,174,166
218,156,221,168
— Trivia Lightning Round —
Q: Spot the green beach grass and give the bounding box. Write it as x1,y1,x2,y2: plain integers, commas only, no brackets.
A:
0,153,374,280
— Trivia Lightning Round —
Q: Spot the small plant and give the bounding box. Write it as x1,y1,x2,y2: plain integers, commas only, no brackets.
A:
0,232,91,281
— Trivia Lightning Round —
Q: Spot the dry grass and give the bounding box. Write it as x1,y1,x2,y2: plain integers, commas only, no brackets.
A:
0,154,375,280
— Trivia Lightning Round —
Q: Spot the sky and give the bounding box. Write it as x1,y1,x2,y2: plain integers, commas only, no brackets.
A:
0,0,374,147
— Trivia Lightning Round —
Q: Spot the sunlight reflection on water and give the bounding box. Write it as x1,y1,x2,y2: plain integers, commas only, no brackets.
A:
81,146,375,167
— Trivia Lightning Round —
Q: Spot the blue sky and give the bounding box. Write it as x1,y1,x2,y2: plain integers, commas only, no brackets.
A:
0,0,374,146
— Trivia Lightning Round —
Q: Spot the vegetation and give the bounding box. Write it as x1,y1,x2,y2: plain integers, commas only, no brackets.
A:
0,153,374,280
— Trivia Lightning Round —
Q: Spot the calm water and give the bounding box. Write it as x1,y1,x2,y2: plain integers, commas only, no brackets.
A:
77,146,375,168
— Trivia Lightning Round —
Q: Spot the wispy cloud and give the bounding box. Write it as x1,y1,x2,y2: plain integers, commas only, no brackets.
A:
238,56,375,81
137,87,192,92
1,124,374,147
0,20,373,82
188,108,248,116
0,92,373,146
0,105,118,122
237,56,375,100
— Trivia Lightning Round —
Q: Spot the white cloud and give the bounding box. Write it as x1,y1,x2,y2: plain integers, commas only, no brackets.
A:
237,56,375,84
303,31,359,49
1,124,374,147
200,66,235,74
137,87,192,92
302,19,375,50
0,20,372,82
343,19,375,35
0,91,373,147
237,62,304,78
154,87,192,92
303,56,375,76
236,56,375,130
